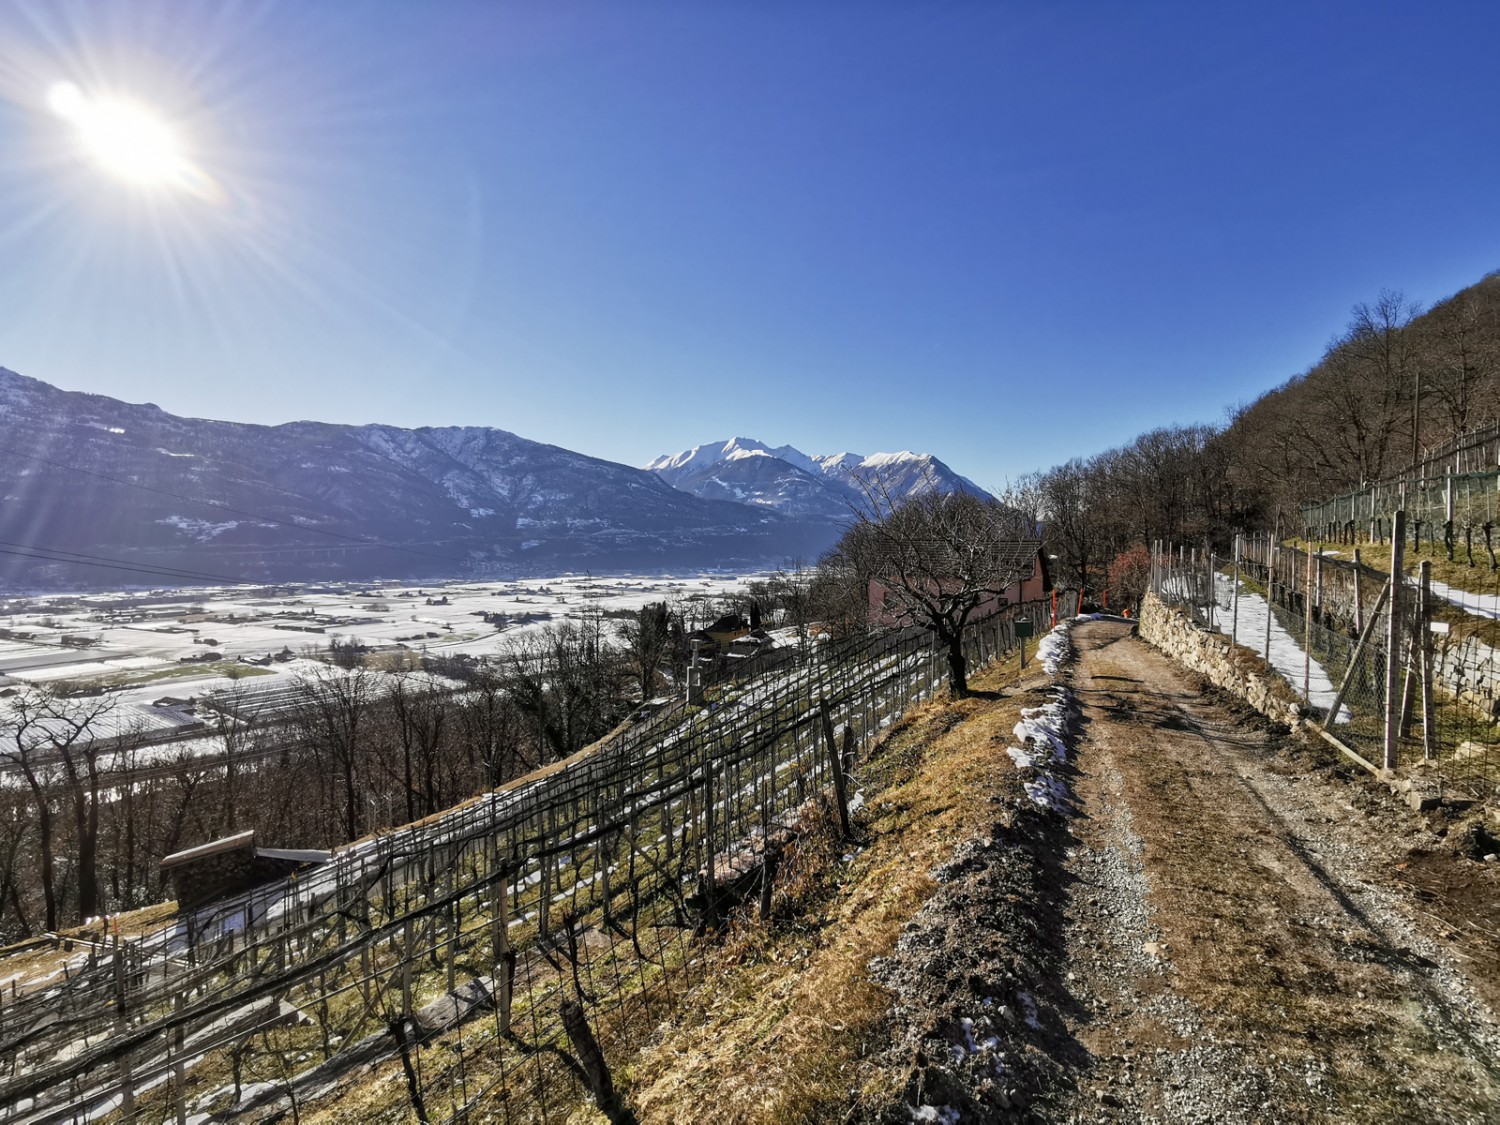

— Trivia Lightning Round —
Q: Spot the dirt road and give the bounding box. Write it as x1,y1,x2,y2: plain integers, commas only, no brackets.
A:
1050,618,1500,1123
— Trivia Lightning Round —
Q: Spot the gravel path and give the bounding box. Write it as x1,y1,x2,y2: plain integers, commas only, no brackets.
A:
1049,618,1500,1123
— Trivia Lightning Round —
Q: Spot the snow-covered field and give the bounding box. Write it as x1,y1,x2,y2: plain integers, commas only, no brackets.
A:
0,572,758,742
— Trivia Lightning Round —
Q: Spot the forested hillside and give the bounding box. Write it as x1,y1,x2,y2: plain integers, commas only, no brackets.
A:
1035,272,1500,593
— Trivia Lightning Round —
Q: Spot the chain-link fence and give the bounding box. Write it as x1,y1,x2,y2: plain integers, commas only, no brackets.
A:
1152,528,1499,799
1301,422,1500,554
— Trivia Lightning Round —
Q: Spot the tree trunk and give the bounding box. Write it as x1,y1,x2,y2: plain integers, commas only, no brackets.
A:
343,752,361,840
75,781,100,923
946,639,969,699
37,801,57,933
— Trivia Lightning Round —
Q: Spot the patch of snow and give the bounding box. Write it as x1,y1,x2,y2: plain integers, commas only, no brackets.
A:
909,1106,960,1125
1011,620,1079,813
1430,579,1500,620
1211,574,1351,723
157,516,239,541
858,450,923,469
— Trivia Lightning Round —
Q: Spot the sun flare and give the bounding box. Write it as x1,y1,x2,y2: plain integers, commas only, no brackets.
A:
48,81,186,187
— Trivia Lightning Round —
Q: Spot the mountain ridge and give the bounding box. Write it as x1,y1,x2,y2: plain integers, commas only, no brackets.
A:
644,437,987,518
0,368,835,587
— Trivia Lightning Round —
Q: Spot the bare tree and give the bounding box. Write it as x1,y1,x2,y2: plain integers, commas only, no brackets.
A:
1,685,115,927
293,664,375,840
1038,459,1104,594
387,672,449,820
826,488,1040,698
497,617,630,761
1425,289,1500,436
617,602,672,703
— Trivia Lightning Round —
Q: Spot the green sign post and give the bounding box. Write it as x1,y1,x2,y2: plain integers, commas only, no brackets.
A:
1015,619,1033,667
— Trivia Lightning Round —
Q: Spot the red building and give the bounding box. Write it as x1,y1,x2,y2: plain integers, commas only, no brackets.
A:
867,542,1051,628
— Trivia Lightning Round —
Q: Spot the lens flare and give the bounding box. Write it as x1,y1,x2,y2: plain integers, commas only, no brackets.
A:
47,80,223,203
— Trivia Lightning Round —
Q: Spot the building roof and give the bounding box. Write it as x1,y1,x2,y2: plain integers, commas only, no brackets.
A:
161,829,255,870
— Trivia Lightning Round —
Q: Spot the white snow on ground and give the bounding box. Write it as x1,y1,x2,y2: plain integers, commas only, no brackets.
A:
1429,579,1500,620
1036,626,1070,676
1004,620,1079,813
0,572,760,745
1210,574,1351,724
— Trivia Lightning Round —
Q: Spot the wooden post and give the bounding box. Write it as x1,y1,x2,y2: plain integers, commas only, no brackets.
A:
172,992,187,1125
1399,639,1419,740
1420,560,1436,760
401,917,415,1016
1314,548,1323,623
496,874,515,1033
1207,551,1216,630
1384,511,1406,772
1445,474,1455,561
819,700,851,839
1264,532,1276,665
1303,545,1314,701
1353,548,1365,636
447,901,459,994
703,763,717,929
113,920,134,1119
1231,534,1241,645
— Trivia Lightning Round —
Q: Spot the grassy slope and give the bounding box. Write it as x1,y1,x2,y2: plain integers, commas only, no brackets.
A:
618,649,1041,1124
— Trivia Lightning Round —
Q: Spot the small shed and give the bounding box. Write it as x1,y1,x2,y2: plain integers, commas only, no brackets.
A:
161,830,330,910
690,613,750,648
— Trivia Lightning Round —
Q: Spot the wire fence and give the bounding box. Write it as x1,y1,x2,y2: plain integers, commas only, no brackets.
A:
1301,421,1500,552
0,599,1050,1124
1152,529,1500,799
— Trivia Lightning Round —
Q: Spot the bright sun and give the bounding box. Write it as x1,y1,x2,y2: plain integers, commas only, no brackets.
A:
48,81,185,187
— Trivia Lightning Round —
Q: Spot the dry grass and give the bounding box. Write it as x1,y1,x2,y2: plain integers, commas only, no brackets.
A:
620,652,1040,1125
0,900,180,1000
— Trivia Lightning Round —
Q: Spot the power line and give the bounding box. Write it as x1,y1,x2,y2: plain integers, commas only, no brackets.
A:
0,442,470,566
0,542,253,586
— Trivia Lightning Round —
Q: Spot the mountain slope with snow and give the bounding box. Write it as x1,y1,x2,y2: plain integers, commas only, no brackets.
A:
645,438,987,517
0,369,837,587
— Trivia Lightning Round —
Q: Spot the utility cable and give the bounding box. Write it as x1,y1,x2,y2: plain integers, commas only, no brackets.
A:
0,543,253,586
0,442,470,565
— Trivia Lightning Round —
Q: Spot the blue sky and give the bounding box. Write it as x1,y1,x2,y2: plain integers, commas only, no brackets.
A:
2,1,1498,492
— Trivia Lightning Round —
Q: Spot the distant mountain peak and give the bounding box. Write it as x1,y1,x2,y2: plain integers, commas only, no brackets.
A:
646,437,986,518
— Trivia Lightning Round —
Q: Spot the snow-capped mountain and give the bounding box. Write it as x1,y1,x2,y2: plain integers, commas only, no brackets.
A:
0,369,838,587
644,438,987,518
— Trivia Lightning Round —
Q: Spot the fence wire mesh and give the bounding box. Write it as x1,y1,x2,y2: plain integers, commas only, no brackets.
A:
1153,532,1500,799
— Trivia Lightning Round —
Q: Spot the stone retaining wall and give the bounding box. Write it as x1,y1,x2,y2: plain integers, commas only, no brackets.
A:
1138,593,1304,724
1433,631,1500,720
